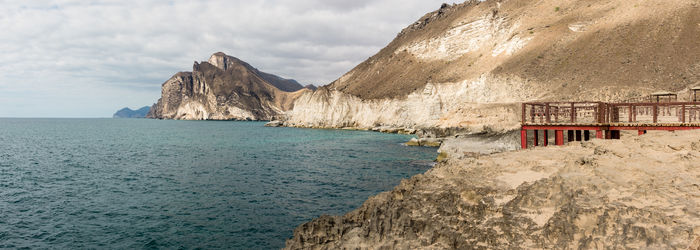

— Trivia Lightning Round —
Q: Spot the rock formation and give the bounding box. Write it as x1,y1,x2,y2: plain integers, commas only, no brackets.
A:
286,130,700,249
283,0,700,134
147,52,312,120
113,106,150,118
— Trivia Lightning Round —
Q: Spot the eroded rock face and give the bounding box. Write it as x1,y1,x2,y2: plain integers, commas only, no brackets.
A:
285,130,700,249
283,0,700,134
284,76,526,134
147,52,310,120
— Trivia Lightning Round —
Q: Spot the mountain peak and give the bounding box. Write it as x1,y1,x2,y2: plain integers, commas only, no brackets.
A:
207,52,238,71
204,52,305,92
148,52,308,120
303,84,318,91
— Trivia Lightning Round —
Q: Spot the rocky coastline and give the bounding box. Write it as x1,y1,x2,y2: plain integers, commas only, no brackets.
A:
137,0,700,248
285,130,700,249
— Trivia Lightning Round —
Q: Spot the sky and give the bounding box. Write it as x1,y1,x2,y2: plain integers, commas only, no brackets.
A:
0,0,450,117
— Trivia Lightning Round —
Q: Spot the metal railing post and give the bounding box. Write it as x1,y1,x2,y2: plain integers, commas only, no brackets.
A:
681,105,686,123
628,105,633,122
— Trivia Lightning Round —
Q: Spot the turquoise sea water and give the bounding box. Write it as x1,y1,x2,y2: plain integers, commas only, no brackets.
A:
0,119,436,249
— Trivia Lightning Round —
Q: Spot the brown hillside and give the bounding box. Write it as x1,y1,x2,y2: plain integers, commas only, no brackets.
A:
327,0,700,101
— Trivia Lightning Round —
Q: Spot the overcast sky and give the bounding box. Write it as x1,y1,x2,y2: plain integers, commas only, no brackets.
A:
0,0,450,117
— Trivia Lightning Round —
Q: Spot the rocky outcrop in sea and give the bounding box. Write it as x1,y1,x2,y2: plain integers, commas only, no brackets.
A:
147,52,312,120
113,106,150,118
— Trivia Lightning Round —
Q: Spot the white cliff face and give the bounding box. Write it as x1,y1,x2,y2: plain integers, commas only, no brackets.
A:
283,10,538,132
174,102,211,120
285,75,533,133
284,74,655,133
397,15,530,61
168,94,258,121
207,52,229,70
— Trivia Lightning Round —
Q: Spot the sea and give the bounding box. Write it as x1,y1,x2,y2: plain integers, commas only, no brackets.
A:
0,119,436,249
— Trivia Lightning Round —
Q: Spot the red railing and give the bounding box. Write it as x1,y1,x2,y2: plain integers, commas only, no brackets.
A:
522,102,607,124
523,102,700,125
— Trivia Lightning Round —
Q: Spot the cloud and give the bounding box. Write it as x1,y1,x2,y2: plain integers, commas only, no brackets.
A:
0,0,449,117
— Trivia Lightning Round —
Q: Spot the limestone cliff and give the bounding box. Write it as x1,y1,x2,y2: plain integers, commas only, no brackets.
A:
283,0,700,133
286,130,700,249
147,52,311,120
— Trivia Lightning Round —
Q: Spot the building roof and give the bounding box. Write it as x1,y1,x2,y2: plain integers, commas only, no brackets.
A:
650,91,676,96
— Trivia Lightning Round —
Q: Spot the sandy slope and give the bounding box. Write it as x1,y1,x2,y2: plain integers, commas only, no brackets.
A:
286,130,700,249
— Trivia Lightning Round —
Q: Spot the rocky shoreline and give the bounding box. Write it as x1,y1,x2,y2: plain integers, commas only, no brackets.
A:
267,120,484,148
284,130,700,249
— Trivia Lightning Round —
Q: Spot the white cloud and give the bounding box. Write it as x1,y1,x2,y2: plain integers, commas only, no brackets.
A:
0,0,448,117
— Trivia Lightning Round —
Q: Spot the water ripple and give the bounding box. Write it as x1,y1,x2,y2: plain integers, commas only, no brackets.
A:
0,119,435,249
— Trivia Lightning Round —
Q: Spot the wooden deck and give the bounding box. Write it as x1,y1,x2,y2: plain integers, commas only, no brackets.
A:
524,122,700,127
520,101,700,149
